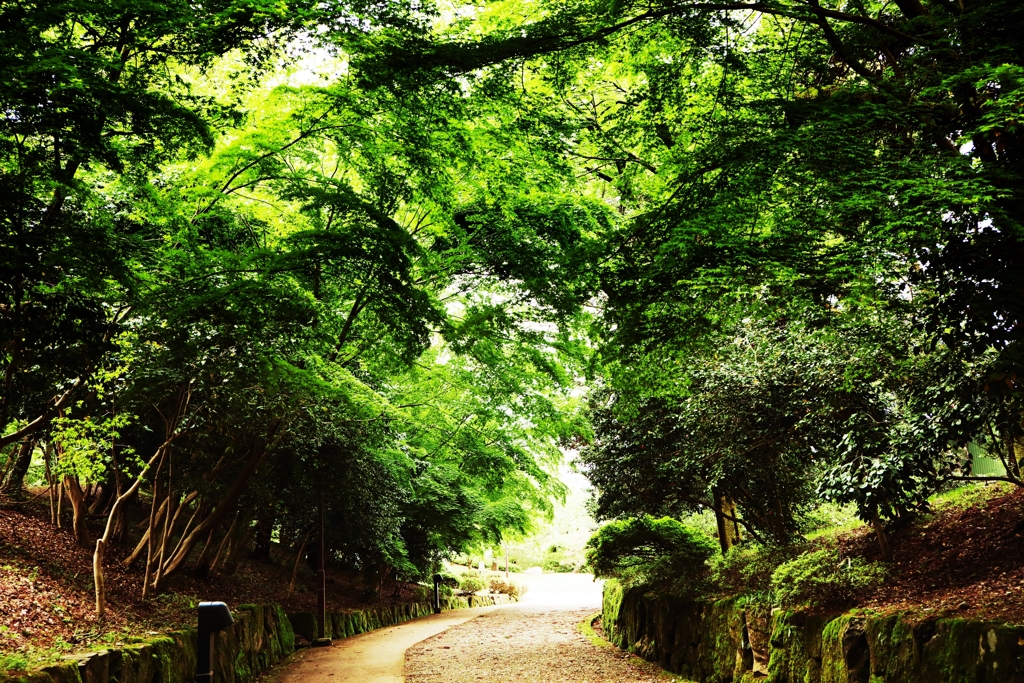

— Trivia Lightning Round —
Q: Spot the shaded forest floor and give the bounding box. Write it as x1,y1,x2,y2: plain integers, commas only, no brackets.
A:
837,483,1024,623
0,494,422,668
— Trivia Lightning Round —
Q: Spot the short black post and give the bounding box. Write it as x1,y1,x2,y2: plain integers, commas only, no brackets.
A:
432,573,442,614
317,491,326,640
311,491,332,647
196,601,233,683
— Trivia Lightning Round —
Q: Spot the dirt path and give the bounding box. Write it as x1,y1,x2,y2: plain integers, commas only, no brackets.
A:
265,574,670,683
404,603,668,683
263,607,498,683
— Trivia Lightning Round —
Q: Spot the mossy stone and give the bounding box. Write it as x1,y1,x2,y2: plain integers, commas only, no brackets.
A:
38,663,81,683
3,673,53,683
766,609,837,683
275,605,295,655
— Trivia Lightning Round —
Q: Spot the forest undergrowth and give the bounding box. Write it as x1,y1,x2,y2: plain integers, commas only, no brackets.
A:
0,495,426,669
592,484,1024,624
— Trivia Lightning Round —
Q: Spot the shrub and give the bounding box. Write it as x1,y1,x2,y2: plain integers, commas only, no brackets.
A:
437,571,460,588
542,558,574,573
707,544,800,598
584,516,717,593
771,547,886,607
489,578,526,599
458,573,486,592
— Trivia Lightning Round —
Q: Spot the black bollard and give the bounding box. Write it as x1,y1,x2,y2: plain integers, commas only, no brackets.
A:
196,602,234,682
310,492,332,647
433,574,442,614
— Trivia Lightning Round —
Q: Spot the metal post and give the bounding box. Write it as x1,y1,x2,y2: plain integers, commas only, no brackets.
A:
433,574,442,614
317,491,325,640
196,602,233,683
312,490,331,646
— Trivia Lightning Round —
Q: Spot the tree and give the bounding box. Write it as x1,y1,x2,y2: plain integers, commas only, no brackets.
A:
360,0,1024,541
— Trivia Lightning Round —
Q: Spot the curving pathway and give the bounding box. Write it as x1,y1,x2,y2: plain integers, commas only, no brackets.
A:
265,574,670,683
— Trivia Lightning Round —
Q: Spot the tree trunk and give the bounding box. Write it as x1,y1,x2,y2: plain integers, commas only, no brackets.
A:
123,495,169,568
288,525,315,596
155,437,279,585
63,475,91,547
221,525,251,576
0,439,35,497
45,444,56,525
714,491,742,554
142,448,168,600
252,517,273,561
56,480,64,528
95,439,173,616
1005,432,1022,480
191,522,218,576
94,539,106,618
208,513,241,576
871,509,893,561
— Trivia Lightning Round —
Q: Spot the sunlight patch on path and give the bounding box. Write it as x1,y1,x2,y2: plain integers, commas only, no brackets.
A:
263,607,497,683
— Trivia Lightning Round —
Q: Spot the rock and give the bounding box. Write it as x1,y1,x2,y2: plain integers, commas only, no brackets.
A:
62,650,109,683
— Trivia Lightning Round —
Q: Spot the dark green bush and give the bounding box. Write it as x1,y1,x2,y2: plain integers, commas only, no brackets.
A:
771,547,886,607
584,516,717,593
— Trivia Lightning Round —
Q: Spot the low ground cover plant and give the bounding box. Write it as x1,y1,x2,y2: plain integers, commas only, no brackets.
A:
771,548,887,608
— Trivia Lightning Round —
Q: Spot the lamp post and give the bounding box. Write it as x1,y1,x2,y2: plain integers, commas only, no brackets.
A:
312,489,332,646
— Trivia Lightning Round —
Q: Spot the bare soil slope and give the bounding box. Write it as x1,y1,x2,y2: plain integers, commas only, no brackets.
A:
0,499,422,664
841,484,1024,622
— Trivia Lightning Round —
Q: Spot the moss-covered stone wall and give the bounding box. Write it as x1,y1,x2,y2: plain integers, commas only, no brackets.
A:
602,580,1024,683
1,594,510,683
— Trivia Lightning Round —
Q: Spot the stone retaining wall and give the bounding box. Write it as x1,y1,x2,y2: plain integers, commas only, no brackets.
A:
602,581,1024,683
2,594,509,683
287,594,508,643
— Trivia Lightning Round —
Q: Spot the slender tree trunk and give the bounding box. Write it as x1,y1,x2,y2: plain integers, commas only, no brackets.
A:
163,493,201,565
156,433,282,584
143,448,168,600
45,444,56,525
1005,432,1022,480
220,523,251,576
871,509,893,562
56,481,64,528
63,475,91,547
191,521,218,575
95,440,173,616
123,496,169,568
153,452,174,591
288,525,315,596
208,513,240,576
94,539,106,618
714,491,742,554
0,439,35,497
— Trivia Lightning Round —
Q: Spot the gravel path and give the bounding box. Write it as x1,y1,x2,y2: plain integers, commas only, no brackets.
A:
404,603,670,683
